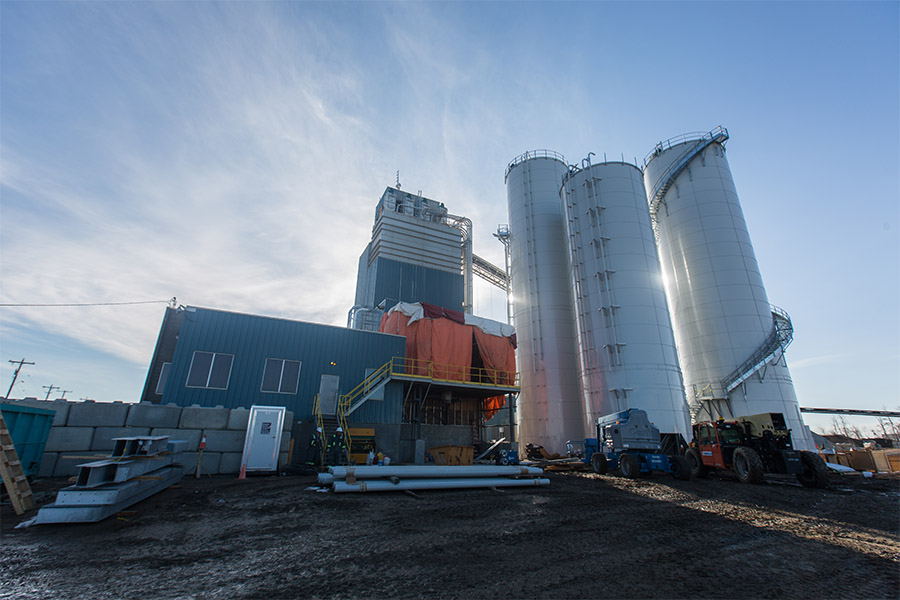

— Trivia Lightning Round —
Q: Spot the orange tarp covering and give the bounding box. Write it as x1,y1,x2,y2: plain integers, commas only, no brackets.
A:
379,308,515,419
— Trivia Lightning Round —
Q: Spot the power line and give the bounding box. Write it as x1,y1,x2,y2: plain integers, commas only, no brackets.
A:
0,299,172,308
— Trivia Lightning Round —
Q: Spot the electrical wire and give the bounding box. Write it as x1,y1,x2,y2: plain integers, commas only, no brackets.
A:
0,299,171,307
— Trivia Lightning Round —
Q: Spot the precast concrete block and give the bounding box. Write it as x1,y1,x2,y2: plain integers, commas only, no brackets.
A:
227,408,250,431
126,402,181,428
67,401,130,427
181,451,221,476
6,398,71,426
179,405,229,430
202,429,246,453
218,452,243,474
284,411,294,431
92,427,151,452
45,427,95,452
279,452,288,468
39,452,58,477
54,452,93,477
280,434,291,453
150,428,202,451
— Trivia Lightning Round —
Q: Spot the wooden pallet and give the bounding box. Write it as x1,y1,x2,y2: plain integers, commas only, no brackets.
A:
0,410,35,515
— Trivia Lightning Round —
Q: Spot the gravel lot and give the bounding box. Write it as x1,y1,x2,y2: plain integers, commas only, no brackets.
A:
2,469,898,599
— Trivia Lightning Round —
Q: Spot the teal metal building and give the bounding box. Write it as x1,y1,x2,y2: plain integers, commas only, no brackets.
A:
142,306,407,424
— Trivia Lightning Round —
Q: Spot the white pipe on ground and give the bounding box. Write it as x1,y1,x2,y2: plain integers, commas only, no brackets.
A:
327,465,544,479
332,477,550,493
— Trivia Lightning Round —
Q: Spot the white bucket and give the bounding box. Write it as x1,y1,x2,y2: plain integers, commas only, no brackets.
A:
383,457,391,466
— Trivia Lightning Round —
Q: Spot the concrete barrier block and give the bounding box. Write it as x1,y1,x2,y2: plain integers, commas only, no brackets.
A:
6,398,72,426
39,452,58,477
284,411,294,431
92,427,151,451
179,405,229,430
279,452,288,468
227,408,250,431
151,428,202,451
54,452,93,477
203,429,246,453
45,427,95,452
67,401,130,427
180,451,221,476
219,452,243,474
280,434,291,453
126,402,181,428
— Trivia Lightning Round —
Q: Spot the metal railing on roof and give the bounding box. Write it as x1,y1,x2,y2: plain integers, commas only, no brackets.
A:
505,149,567,181
643,126,728,167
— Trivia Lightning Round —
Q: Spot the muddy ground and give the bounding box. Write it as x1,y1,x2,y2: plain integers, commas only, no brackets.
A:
1,469,898,600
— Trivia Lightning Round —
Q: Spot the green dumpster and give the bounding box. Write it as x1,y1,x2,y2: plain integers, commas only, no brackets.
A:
1,403,56,477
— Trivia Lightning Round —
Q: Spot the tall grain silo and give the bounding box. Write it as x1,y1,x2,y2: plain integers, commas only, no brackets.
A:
505,150,583,453
643,127,814,450
561,160,691,444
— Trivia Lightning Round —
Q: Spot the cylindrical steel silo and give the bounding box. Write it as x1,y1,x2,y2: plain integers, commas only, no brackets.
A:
643,128,814,450
505,150,583,454
561,160,691,442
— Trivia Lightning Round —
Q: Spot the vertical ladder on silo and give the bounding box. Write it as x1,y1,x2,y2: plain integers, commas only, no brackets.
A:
0,410,35,515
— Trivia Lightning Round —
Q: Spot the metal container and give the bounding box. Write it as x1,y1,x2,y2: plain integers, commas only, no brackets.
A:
561,161,691,440
0,403,55,477
643,128,814,450
505,150,583,453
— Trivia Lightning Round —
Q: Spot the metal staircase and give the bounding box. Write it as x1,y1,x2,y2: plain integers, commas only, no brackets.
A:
647,126,729,226
721,305,794,394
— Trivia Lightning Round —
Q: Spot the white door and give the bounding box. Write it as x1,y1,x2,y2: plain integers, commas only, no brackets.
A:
241,405,286,471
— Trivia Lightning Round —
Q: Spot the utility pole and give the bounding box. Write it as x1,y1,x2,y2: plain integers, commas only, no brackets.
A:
6,359,35,399
59,389,72,400
43,385,60,401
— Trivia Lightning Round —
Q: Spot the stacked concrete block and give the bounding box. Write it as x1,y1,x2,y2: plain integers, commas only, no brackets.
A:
179,405,230,430
219,452,243,474
182,451,222,476
67,400,130,427
227,408,250,431
126,402,181,428
18,400,292,478
46,427,95,452
150,428,202,451
92,427,151,452
203,429,246,453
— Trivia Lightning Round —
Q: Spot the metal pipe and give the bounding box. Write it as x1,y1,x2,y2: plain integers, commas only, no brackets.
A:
328,465,544,479
332,477,550,493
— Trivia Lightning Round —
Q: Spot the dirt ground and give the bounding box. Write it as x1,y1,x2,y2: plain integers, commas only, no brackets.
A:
1,468,898,600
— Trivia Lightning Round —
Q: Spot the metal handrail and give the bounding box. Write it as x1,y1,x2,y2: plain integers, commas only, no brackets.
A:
387,356,520,387
721,305,794,393
505,149,567,181
643,126,728,166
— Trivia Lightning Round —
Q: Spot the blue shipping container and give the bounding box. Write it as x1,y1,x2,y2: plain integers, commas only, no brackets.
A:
1,403,55,477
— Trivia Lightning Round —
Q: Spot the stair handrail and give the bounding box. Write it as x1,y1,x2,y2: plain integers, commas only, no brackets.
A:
647,126,729,225
721,305,794,393
311,394,327,468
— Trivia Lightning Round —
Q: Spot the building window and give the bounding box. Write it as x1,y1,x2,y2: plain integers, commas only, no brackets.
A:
261,358,301,394
186,352,234,390
155,362,171,395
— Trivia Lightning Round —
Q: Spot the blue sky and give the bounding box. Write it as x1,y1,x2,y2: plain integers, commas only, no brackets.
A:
1,2,897,435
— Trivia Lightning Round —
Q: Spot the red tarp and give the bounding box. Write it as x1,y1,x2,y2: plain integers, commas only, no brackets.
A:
379,306,515,419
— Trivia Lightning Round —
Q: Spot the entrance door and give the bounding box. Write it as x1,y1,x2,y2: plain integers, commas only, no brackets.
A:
240,405,286,472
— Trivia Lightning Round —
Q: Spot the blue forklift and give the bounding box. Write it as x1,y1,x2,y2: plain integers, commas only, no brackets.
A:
579,408,691,480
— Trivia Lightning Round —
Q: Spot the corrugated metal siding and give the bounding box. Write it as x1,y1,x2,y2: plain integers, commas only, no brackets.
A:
373,257,463,311
163,307,406,423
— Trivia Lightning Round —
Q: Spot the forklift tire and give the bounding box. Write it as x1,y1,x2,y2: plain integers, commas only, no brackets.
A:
590,452,608,475
670,455,692,481
619,453,641,479
733,447,764,484
685,448,708,478
796,451,830,489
